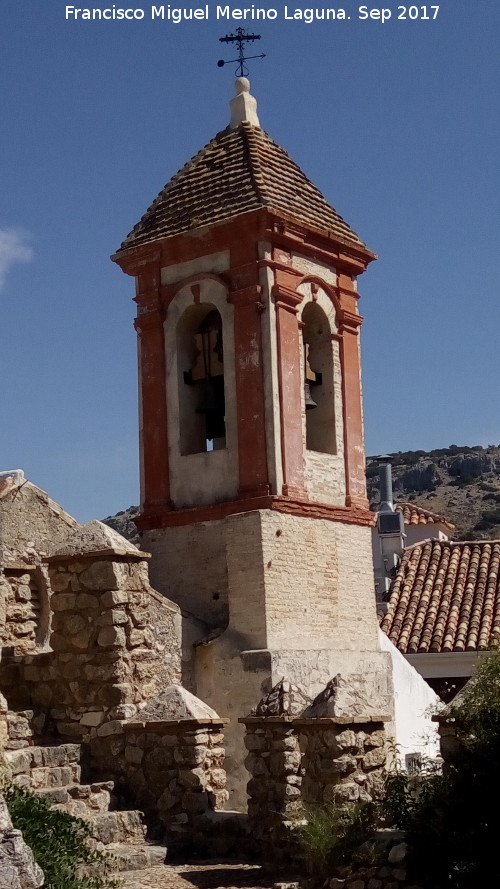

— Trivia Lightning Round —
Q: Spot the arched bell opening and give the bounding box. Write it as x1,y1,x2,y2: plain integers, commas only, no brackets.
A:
177,305,226,455
301,302,336,455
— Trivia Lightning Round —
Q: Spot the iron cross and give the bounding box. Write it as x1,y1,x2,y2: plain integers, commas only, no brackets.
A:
217,28,265,78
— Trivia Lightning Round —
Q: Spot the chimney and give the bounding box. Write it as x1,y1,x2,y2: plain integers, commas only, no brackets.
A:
378,455,394,513
375,456,405,602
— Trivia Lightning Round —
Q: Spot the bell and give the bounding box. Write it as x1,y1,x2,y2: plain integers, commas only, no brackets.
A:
304,381,317,410
196,379,220,414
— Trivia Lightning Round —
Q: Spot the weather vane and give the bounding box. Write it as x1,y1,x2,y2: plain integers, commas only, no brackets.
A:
217,28,265,78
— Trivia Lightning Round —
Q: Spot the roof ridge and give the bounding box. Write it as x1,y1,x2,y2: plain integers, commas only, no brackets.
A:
239,123,267,206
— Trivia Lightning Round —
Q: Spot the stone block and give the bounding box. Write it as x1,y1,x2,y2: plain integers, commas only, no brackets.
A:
96,720,124,737
97,683,133,708
332,729,358,750
128,629,145,647
79,561,122,592
80,711,104,727
71,629,94,650
210,747,225,768
208,789,229,809
101,589,129,608
50,573,71,593
388,843,407,864
174,746,206,767
60,614,88,636
184,732,209,746
95,609,128,627
124,744,143,764
178,767,206,789
209,768,226,790
362,747,386,770
97,626,126,648
329,782,360,803
109,704,137,720
75,593,99,610
364,730,385,749
50,593,77,612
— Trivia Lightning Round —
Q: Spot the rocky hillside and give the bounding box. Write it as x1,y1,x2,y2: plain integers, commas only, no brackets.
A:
102,445,500,544
367,444,500,540
101,505,140,546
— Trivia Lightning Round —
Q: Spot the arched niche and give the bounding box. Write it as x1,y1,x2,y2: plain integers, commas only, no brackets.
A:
301,300,337,455
165,276,239,509
177,305,226,455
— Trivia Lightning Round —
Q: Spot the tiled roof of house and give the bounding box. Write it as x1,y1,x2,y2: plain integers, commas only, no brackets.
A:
395,502,455,531
381,539,500,653
117,122,370,254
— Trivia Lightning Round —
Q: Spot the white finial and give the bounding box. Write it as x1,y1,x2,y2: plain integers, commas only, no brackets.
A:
230,78,260,128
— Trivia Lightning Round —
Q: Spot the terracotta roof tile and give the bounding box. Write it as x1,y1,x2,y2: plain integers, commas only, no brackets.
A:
395,502,455,531
381,539,500,654
117,123,370,254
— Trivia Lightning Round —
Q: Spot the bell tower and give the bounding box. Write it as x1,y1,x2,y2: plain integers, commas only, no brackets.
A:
113,79,392,804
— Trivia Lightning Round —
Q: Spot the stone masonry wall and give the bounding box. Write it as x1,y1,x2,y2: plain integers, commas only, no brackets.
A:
240,680,389,855
298,719,387,806
33,553,181,741
121,720,227,836
0,569,43,655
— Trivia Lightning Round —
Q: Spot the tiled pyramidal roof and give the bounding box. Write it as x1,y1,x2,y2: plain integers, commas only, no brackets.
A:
118,122,368,253
381,539,500,654
395,501,455,531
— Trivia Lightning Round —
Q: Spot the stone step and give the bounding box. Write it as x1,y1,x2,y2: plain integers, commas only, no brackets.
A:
4,743,82,776
12,762,81,790
81,842,167,877
89,810,147,846
35,781,114,815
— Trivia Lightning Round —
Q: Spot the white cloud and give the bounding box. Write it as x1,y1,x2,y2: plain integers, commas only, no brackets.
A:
0,228,33,292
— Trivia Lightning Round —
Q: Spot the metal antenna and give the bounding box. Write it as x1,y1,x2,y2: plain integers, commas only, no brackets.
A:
217,27,265,77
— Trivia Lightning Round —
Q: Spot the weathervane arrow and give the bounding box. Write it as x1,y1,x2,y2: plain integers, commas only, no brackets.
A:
217,27,265,77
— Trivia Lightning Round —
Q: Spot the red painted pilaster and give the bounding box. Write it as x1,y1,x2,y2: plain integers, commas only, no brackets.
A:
134,309,170,515
231,284,270,498
338,275,368,509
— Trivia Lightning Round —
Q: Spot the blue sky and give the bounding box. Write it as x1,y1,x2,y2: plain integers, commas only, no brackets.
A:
1,1,499,521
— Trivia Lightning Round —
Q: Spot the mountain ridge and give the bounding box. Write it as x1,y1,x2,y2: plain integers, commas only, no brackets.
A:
102,443,500,544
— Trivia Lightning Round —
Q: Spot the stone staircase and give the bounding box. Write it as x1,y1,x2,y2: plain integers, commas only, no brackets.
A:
4,740,168,874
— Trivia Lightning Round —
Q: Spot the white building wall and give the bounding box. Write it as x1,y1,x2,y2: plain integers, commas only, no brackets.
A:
379,630,440,766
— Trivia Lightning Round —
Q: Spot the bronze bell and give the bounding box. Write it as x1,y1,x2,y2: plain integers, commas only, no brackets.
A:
304,381,317,410
196,379,220,415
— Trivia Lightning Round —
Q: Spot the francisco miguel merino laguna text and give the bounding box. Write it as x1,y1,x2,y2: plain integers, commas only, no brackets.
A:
65,5,403,22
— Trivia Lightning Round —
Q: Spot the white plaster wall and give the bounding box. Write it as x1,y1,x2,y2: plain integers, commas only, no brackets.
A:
405,524,450,546
165,275,239,508
161,251,229,286
379,630,440,765
291,252,338,286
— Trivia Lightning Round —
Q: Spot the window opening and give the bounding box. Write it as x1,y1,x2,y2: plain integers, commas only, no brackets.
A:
302,302,336,455
178,307,226,454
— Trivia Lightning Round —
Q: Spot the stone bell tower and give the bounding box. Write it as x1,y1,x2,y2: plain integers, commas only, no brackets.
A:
112,79,392,804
